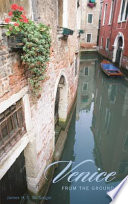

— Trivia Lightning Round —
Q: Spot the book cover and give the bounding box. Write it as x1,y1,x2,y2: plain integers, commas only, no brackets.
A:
0,0,128,204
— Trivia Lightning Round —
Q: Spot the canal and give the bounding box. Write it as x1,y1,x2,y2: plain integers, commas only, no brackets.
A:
46,52,128,204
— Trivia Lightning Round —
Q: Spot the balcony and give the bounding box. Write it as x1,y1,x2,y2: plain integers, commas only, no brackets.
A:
57,27,74,40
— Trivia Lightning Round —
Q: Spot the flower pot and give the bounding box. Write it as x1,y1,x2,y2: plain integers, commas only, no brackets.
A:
79,30,84,34
63,28,74,36
87,2,96,8
89,0,95,3
8,33,24,49
57,27,74,40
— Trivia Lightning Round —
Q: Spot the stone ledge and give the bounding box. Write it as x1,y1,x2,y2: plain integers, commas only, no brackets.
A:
0,133,29,179
0,86,28,113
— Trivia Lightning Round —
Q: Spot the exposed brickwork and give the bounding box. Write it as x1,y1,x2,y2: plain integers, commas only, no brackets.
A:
0,49,27,101
81,42,97,49
0,0,81,194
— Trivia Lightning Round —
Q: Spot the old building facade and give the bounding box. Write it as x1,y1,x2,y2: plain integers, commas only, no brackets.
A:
80,0,100,51
98,0,128,69
0,0,81,199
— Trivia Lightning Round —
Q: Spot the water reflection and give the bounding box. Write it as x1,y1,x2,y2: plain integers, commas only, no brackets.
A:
46,53,128,204
76,55,96,116
92,64,128,180
46,110,76,204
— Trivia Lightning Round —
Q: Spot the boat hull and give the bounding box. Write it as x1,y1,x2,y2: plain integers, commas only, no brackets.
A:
100,60,123,77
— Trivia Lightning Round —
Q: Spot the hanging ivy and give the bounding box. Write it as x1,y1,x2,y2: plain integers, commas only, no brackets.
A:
5,4,51,95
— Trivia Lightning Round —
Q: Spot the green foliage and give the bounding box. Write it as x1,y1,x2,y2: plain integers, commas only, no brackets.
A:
21,21,51,94
5,5,51,96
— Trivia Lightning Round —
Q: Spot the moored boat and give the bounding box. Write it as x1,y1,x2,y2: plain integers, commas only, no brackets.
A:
100,60,123,77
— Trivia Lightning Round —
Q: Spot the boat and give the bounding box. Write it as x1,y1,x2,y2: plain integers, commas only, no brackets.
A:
100,60,123,77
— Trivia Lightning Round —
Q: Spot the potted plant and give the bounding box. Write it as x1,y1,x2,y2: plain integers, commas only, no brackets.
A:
5,4,51,95
87,0,96,8
5,4,28,48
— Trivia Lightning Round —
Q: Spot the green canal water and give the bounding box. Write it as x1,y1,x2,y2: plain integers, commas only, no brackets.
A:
46,53,128,204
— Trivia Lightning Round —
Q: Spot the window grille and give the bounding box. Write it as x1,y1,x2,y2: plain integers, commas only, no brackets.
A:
0,100,26,158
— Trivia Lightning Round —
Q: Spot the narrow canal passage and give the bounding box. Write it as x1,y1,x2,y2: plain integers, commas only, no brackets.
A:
46,52,128,204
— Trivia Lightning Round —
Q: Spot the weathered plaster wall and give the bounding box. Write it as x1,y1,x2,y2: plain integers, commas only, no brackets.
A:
0,0,80,194
80,0,100,50
24,0,80,193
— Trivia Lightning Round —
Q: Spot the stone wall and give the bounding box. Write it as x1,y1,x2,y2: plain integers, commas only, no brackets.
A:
0,0,80,194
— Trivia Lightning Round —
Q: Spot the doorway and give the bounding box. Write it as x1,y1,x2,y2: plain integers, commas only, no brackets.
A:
113,33,124,66
115,36,123,65
54,75,68,142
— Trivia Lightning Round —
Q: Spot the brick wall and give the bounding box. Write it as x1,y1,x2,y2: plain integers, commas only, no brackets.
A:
0,45,27,101
98,0,128,68
0,0,80,194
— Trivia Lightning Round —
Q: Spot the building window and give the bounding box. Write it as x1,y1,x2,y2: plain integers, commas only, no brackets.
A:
106,38,110,50
120,0,125,21
0,100,26,158
109,0,114,24
100,2,103,21
119,0,128,22
88,14,93,23
86,34,92,43
85,67,89,75
125,2,128,20
58,0,63,26
58,0,68,27
101,37,103,48
103,4,107,25
63,0,68,27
